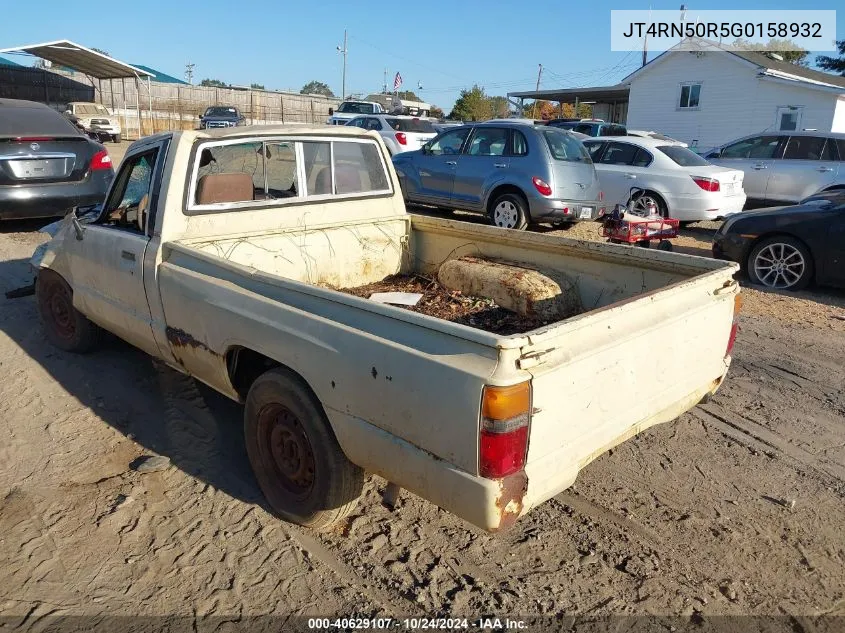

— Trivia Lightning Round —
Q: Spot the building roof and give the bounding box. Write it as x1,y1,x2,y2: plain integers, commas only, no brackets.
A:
0,56,23,67
0,40,153,79
728,49,845,89
130,64,187,85
507,84,629,103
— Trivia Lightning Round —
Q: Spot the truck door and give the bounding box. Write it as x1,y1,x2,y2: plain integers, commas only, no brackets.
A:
64,138,169,356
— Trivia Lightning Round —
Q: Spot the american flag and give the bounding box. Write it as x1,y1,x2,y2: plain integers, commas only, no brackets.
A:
393,71,402,91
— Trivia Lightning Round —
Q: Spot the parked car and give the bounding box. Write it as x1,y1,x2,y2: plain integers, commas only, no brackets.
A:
29,124,740,532
64,102,122,143
199,105,245,129
582,136,746,222
0,98,114,221
626,130,688,146
548,120,627,137
327,100,388,125
346,115,437,155
392,122,602,230
712,190,845,290
705,132,845,206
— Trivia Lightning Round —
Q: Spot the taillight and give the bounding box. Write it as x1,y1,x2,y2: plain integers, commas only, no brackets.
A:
692,176,720,192
532,176,552,196
90,149,112,171
726,293,742,357
479,383,531,479
395,132,407,145
598,190,604,201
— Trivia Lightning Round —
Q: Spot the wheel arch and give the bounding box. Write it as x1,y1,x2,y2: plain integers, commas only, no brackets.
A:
226,345,316,404
630,187,669,213
485,183,528,216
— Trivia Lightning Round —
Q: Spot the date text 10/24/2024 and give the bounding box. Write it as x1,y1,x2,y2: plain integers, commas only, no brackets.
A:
307,618,528,630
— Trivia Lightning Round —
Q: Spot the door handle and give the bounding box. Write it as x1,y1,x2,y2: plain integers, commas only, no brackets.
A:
445,161,457,166
121,250,136,262
817,166,834,172
494,163,507,168
751,164,768,170
624,173,637,179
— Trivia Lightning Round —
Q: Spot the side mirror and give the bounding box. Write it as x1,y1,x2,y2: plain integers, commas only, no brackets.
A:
64,109,72,116
328,107,334,115
422,144,431,155
67,209,84,241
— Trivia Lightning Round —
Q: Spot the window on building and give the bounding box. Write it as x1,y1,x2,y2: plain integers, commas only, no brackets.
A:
678,83,701,109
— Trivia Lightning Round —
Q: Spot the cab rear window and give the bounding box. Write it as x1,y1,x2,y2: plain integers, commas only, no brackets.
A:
386,118,436,133
542,129,592,163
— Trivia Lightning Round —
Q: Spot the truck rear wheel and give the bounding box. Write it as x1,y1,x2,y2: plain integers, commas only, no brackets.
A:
244,367,364,530
36,269,100,353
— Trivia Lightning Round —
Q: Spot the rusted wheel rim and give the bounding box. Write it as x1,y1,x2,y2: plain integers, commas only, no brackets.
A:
48,283,75,341
256,404,315,500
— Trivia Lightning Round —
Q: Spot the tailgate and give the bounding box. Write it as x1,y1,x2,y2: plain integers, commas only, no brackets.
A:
519,268,739,507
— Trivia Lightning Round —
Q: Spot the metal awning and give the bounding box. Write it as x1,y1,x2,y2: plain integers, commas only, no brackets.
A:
507,84,629,104
0,40,154,79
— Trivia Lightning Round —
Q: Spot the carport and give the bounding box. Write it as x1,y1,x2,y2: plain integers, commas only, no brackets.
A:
508,84,630,123
0,40,155,139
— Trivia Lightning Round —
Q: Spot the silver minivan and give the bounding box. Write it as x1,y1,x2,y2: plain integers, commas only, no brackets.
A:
706,132,845,206
391,122,602,230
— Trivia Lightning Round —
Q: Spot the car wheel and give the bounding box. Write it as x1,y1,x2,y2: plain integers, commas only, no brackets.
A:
244,367,364,530
630,191,667,217
113,134,121,143
747,236,813,291
36,269,100,353
489,193,529,230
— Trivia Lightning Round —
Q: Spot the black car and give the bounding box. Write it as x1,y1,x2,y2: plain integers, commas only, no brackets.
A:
712,190,845,290
0,99,114,221
199,105,245,129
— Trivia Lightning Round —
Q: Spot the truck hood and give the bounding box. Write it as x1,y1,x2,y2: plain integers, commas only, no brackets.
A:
201,115,240,122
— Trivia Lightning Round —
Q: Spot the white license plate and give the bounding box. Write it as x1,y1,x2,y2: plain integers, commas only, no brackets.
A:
579,207,593,219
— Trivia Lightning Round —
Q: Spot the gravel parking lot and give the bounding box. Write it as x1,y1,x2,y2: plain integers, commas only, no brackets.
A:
1,207,844,627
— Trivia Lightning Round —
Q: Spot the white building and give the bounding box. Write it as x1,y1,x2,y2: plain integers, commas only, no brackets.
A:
509,41,845,151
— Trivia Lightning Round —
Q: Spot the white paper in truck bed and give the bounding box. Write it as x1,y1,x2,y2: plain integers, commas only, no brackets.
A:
369,292,423,306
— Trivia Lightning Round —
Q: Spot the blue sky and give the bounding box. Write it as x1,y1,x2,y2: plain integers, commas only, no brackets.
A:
2,0,842,111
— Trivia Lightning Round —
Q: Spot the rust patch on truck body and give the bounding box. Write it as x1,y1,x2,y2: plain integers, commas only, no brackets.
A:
491,471,529,532
165,326,213,353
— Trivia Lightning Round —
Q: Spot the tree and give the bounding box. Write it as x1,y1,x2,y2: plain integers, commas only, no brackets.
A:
522,100,558,120
816,40,845,76
449,85,494,121
429,105,445,119
300,81,335,97
397,90,421,101
732,38,809,66
250,83,265,90
200,78,229,87
489,96,510,119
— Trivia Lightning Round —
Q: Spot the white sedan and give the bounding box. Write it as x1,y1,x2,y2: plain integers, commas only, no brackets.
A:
583,136,746,222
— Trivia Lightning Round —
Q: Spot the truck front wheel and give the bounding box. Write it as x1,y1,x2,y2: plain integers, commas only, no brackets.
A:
244,368,364,530
36,269,100,353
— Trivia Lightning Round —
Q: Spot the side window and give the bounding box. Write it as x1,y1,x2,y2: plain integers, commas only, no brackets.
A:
332,141,390,195
574,123,594,135
598,142,641,166
101,148,159,231
783,136,831,161
303,141,332,195
720,136,782,160
366,118,383,131
264,142,298,199
510,130,528,156
466,127,508,156
679,83,701,109
583,142,605,160
348,118,365,128
195,141,265,204
632,148,653,167
837,140,845,162
429,129,470,155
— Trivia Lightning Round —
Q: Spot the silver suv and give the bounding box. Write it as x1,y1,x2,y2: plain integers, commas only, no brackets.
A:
391,122,602,230
706,132,845,205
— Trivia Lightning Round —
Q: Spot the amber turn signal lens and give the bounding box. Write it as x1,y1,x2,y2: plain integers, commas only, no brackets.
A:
482,383,530,421
734,293,743,316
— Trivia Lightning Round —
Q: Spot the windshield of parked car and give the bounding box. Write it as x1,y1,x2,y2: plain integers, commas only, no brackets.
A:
204,107,237,117
542,129,592,163
386,118,436,133
657,145,711,167
337,102,373,114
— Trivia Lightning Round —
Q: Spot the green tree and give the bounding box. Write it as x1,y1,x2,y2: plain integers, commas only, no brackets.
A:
816,40,845,76
429,105,445,119
732,38,809,66
397,90,421,101
200,78,229,87
489,96,510,118
449,85,493,121
250,83,265,90
300,81,335,97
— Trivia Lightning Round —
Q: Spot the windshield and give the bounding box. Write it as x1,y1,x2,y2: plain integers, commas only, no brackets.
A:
657,145,711,167
386,118,435,133
204,106,237,117
337,102,373,114
542,129,592,163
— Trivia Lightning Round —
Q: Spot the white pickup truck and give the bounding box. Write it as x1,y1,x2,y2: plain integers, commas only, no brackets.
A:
327,100,388,125
30,125,741,532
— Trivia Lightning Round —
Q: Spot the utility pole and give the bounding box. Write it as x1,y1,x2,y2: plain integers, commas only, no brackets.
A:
531,63,543,119
336,29,348,100
383,68,388,94
185,62,195,85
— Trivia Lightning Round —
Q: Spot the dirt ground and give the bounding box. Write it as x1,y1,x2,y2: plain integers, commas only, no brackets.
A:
1,212,845,629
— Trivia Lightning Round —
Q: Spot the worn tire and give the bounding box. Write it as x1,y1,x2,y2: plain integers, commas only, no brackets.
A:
113,134,122,143
746,235,813,291
244,367,364,530
36,269,100,353
489,192,529,230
